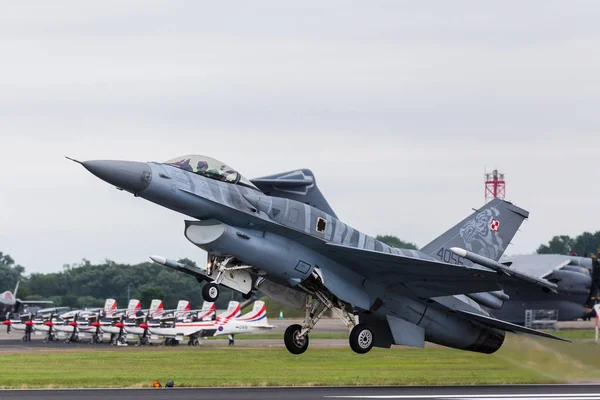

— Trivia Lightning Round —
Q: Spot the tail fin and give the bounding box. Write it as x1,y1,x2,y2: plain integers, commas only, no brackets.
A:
126,299,141,317
420,198,529,265
238,301,268,324
13,281,19,298
149,299,164,318
104,299,117,317
196,301,215,321
217,301,241,320
175,300,191,319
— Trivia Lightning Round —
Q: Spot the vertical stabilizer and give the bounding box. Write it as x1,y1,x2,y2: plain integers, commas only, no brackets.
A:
149,299,164,318
238,301,268,325
217,301,241,320
175,300,191,319
420,198,529,266
126,299,141,317
196,301,215,321
104,299,117,317
13,281,19,299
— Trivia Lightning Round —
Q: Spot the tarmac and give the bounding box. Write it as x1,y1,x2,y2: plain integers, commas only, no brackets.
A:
1,385,599,400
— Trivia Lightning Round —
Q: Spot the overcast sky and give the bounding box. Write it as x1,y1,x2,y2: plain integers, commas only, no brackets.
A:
1,1,599,274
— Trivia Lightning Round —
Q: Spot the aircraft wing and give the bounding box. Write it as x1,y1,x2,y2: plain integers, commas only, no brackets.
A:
324,243,505,298
457,309,570,342
324,243,559,299
20,300,54,305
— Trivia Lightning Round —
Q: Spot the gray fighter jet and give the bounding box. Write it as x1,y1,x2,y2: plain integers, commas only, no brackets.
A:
490,253,600,324
70,154,567,355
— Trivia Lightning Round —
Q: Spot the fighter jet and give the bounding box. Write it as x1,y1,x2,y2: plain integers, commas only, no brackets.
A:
71,154,567,354
488,252,600,324
0,281,53,317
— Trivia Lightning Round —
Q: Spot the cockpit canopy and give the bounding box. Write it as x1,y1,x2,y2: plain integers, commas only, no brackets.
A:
164,155,258,190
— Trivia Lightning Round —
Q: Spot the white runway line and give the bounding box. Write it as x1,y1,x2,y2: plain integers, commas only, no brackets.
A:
325,394,600,400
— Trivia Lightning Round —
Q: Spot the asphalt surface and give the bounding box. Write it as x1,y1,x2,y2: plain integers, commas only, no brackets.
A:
1,385,599,400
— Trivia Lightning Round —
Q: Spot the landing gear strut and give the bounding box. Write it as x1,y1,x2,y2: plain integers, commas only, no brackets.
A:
283,290,373,355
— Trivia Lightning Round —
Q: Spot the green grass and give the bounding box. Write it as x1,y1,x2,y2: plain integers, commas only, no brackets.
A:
0,334,599,388
549,329,597,340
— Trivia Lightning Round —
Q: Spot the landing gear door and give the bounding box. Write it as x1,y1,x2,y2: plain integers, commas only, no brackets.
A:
207,268,252,294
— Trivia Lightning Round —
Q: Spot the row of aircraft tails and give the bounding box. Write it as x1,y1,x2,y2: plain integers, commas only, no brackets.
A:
3,299,273,346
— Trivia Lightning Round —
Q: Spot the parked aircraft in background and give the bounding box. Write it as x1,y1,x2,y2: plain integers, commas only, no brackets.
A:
123,299,164,345
150,300,240,346
212,300,274,337
489,252,600,324
0,281,53,317
73,155,567,355
101,299,141,345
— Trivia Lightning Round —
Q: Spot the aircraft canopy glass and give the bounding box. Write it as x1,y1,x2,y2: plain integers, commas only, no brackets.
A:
164,155,257,189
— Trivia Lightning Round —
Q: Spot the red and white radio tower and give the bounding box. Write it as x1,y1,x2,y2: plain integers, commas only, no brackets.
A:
484,169,506,202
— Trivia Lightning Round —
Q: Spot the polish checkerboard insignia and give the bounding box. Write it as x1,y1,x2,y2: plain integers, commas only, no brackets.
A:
490,218,500,232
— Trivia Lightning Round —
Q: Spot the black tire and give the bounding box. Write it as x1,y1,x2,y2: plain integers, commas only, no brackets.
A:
284,324,309,355
349,323,374,354
242,292,252,300
202,283,220,302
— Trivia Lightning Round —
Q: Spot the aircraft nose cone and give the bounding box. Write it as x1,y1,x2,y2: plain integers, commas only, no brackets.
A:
82,160,152,194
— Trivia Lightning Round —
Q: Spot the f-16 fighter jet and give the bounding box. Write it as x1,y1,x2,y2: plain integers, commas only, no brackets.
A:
71,154,567,354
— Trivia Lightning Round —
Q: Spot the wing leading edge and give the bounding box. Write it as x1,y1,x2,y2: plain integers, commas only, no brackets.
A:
324,242,504,298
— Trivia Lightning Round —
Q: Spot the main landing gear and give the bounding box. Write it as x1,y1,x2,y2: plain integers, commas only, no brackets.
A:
283,291,375,355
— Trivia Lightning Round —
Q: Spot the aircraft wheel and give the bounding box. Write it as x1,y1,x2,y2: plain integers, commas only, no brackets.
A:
284,324,309,355
172,340,179,346
202,283,219,302
349,323,374,354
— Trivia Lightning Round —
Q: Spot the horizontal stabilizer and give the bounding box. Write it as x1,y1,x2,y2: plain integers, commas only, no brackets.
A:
451,247,558,293
458,309,570,342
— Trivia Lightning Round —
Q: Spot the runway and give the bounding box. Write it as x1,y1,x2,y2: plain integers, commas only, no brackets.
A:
1,385,599,400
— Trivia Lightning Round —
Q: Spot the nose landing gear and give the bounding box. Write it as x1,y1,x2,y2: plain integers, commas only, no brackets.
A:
201,256,253,302
202,283,220,302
